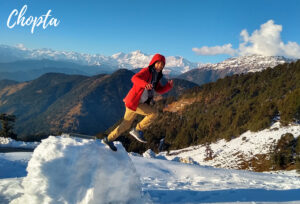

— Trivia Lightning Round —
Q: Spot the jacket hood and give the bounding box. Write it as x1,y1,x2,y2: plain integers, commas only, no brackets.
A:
148,53,166,67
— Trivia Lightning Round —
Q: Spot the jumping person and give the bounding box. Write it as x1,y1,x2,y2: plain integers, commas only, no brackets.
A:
103,53,173,151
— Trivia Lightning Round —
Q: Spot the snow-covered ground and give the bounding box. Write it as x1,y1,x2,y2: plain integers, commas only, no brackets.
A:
1,136,300,204
154,122,300,170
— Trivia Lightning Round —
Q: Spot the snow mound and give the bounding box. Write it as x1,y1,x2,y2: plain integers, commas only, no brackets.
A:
11,136,144,204
0,137,39,149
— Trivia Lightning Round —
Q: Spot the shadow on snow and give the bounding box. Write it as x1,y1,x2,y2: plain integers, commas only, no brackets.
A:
147,188,300,203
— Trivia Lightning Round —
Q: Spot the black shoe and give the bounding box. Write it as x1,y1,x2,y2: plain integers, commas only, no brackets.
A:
102,137,117,151
129,128,147,143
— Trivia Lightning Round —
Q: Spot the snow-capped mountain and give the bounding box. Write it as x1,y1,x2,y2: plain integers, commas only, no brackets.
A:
111,50,199,75
0,44,119,68
178,54,297,85
0,44,198,76
198,54,295,73
0,44,297,78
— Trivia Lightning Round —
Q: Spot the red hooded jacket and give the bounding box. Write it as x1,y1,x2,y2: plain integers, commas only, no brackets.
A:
123,53,172,111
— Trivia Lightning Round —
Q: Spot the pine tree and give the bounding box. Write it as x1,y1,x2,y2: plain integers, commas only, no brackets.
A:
295,137,300,174
271,133,295,170
204,143,214,161
0,113,17,140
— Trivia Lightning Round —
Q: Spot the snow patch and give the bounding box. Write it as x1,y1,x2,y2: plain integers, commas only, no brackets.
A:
11,136,145,204
156,122,300,170
0,137,39,149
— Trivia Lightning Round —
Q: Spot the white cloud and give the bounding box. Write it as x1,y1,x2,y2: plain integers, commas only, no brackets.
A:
283,41,300,58
193,20,300,58
238,20,300,58
192,44,237,56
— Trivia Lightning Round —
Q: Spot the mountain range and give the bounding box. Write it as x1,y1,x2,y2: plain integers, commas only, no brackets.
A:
0,69,197,139
1,44,297,83
178,55,296,85
0,44,199,77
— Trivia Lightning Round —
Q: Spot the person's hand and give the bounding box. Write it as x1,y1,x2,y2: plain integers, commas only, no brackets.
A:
145,83,153,90
168,80,174,87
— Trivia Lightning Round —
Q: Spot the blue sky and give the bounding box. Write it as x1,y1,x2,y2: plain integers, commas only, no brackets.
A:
0,0,299,63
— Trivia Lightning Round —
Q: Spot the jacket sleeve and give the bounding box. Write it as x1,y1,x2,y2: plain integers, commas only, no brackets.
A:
131,68,149,88
155,81,172,94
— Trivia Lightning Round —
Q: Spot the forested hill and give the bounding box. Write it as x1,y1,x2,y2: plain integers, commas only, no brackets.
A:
120,60,300,153
0,69,197,140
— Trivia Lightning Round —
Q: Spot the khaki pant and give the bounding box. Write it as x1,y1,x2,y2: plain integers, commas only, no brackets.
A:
107,103,157,141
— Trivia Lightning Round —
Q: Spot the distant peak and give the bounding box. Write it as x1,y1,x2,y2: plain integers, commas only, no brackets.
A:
130,50,145,55
15,43,27,51
225,54,294,61
112,52,125,58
